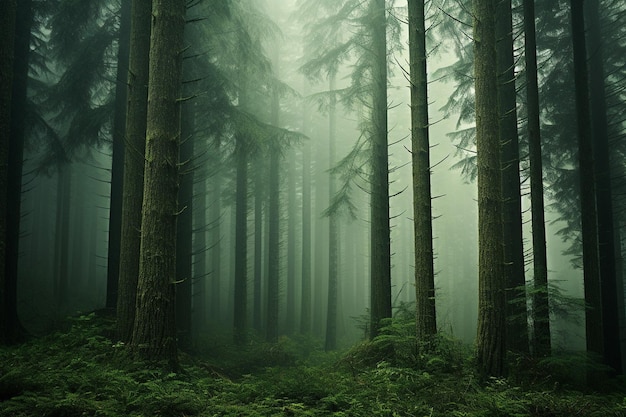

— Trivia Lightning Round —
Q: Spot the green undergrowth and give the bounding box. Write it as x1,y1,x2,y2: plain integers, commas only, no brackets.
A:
0,313,624,416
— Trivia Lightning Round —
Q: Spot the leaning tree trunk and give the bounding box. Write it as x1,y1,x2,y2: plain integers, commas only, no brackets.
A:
408,0,437,341
570,0,603,363
0,0,16,344
117,0,151,343
523,0,551,358
474,0,506,378
369,0,392,340
496,0,528,354
130,0,185,368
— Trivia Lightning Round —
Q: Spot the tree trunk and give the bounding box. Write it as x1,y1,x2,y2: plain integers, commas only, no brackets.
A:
209,138,222,322
286,147,297,335
523,0,551,357
474,0,506,377
130,0,185,368
497,0,528,354
106,0,131,311
176,104,193,349
369,0,392,340
570,0,603,362
266,86,281,343
253,156,263,331
0,0,16,344
53,166,72,315
326,76,339,351
408,0,437,341
117,0,151,343
300,136,312,334
585,0,622,374
233,133,248,345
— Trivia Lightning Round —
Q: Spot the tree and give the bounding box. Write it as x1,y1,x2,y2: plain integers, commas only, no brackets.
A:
0,0,17,344
325,75,339,350
407,0,437,341
523,0,551,357
496,0,528,354
570,0,602,363
368,0,392,340
585,0,622,374
473,0,506,377
106,0,131,311
129,0,186,368
117,0,151,343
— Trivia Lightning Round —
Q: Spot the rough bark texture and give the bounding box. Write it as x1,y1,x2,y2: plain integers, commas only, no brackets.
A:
176,105,193,349
408,0,437,341
117,0,151,343
474,0,506,377
523,0,551,357
570,0,603,361
0,0,17,344
369,0,392,340
106,0,131,311
130,0,185,368
497,0,528,354
585,0,622,374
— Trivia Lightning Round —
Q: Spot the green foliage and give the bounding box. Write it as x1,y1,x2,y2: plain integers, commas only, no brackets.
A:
1,313,624,416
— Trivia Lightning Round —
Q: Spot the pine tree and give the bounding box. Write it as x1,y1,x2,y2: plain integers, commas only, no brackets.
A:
473,0,506,377
130,0,186,367
408,0,437,341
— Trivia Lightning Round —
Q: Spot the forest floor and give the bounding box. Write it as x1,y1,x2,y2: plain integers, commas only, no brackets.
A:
0,312,625,417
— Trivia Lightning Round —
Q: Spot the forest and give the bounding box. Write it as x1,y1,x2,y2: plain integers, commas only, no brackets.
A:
1,0,626,415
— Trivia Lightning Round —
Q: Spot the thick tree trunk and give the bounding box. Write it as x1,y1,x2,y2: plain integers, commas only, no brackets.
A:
570,0,603,362
585,0,622,374
106,0,131,311
408,0,437,341
0,0,16,344
474,0,506,377
130,0,185,368
523,0,551,357
176,105,193,349
53,166,72,315
497,0,528,354
117,0,151,343
369,0,392,340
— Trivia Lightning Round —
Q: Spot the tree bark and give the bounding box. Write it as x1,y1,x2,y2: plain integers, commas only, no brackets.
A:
300,135,312,334
585,0,622,374
523,0,551,357
130,0,185,368
497,0,528,354
369,0,392,340
117,0,151,343
408,0,437,341
253,156,263,331
233,132,248,345
266,86,280,343
0,0,16,344
570,0,603,362
474,0,506,377
106,0,131,311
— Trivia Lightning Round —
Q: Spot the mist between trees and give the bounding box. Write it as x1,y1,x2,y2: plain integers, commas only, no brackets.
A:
2,0,625,379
